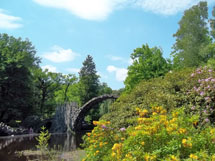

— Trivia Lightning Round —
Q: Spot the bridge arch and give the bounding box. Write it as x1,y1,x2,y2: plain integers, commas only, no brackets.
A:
72,94,118,131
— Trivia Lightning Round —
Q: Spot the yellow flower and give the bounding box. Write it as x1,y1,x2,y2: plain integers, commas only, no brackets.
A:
152,112,157,115
182,139,187,144
87,132,91,136
167,127,173,133
112,143,122,151
212,155,215,161
136,107,141,113
99,142,103,147
189,154,198,160
125,153,132,159
139,109,148,117
170,118,177,123
93,121,99,125
172,112,179,118
160,109,167,114
135,125,142,130
144,154,150,161
96,150,99,154
182,138,192,148
178,128,186,134
210,128,215,135
112,152,116,157
170,155,178,161
141,141,145,146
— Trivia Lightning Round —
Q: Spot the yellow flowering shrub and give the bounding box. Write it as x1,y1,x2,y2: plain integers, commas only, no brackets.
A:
82,107,215,161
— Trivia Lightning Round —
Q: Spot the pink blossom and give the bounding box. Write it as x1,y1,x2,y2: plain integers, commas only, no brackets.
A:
120,127,126,132
200,91,204,96
204,118,209,123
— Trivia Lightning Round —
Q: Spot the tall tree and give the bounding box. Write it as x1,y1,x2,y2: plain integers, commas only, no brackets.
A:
124,44,170,91
0,33,39,122
54,74,78,104
33,69,61,118
79,55,99,105
172,1,211,68
210,6,215,39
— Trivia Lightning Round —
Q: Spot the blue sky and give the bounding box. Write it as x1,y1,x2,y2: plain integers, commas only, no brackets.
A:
0,0,215,89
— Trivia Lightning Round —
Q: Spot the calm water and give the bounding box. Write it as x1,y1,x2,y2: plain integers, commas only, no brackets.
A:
0,133,84,161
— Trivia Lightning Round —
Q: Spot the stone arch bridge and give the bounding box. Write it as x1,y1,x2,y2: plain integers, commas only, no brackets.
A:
51,94,118,132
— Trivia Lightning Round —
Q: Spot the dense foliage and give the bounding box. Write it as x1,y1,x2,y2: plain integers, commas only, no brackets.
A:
0,35,113,126
83,107,215,161
124,44,171,91
79,55,100,105
0,33,40,123
83,67,215,161
171,1,211,68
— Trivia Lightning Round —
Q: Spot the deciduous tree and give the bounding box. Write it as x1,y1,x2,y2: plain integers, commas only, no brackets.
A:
172,1,211,68
0,33,40,122
124,44,170,91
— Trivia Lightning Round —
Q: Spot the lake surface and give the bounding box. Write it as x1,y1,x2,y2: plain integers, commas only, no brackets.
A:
0,133,84,161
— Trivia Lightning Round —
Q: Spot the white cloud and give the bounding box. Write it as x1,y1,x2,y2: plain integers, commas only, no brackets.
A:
42,46,80,63
135,0,215,15
109,55,124,61
107,65,127,82
33,0,126,20
33,0,215,20
107,55,132,64
67,68,80,73
0,9,22,29
41,65,57,72
98,71,108,80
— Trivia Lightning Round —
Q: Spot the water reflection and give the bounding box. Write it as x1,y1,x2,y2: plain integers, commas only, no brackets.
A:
0,133,84,161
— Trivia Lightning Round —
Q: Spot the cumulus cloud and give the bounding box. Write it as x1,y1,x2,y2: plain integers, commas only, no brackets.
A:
67,68,80,73
33,0,126,20
42,46,80,63
107,65,127,82
0,9,22,29
33,0,214,20
98,71,108,80
41,65,57,73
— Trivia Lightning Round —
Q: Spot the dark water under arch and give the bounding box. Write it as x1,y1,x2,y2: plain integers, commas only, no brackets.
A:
0,133,84,161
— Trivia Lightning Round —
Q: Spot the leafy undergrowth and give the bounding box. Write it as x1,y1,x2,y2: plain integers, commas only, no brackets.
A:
82,107,215,161
83,67,215,161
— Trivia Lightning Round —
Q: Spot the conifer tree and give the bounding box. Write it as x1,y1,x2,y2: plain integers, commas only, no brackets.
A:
79,55,99,105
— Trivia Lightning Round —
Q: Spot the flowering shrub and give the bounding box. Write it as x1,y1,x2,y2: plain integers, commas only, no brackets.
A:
82,107,215,161
187,67,215,124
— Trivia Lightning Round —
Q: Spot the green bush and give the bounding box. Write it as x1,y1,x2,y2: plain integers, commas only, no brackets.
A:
186,67,215,124
83,107,215,161
101,68,195,128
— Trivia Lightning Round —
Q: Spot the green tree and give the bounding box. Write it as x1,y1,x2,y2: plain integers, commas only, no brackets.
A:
210,6,215,39
54,74,79,104
0,33,39,123
124,44,170,91
172,1,211,68
79,55,99,105
33,69,61,118
98,82,112,95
